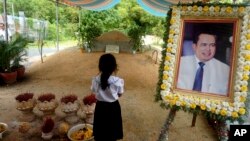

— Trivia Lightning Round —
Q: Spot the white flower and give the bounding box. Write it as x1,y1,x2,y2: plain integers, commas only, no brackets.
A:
176,101,181,106
234,84,241,91
209,6,214,12
228,106,234,112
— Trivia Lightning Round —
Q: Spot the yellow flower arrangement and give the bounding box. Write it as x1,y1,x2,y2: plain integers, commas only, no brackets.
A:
165,55,171,61
203,6,209,12
214,6,220,12
159,4,250,122
245,44,250,50
238,7,245,13
243,65,250,71
247,34,250,40
244,54,250,61
231,111,239,118
200,104,206,110
192,5,198,11
161,83,167,90
242,74,249,80
163,74,169,80
168,38,173,43
190,103,196,109
220,109,227,116
226,6,233,13
182,6,188,11
238,108,246,115
240,85,248,92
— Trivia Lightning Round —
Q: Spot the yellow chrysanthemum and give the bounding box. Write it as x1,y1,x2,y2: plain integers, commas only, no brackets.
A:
163,74,169,80
226,6,233,13
169,29,175,34
242,74,249,81
161,83,167,90
214,6,220,12
240,96,246,102
168,38,173,43
166,47,172,53
170,19,175,24
244,54,250,61
241,85,248,92
182,6,188,11
190,103,196,109
211,108,216,113
192,5,198,11
165,55,171,61
246,44,250,50
170,100,176,106
238,108,246,115
164,65,170,71
165,95,171,100
232,111,239,118
248,24,250,29
220,109,227,116
200,104,206,110
247,34,250,40
243,65,250,71
238,7,245,13
181,101,186,106
203,6,209,12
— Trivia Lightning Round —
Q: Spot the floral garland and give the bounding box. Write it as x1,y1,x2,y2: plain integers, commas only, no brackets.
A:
156,3,250,122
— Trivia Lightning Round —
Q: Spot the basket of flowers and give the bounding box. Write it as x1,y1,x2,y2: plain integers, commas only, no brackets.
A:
15,92,36,111
37,93,58,115
60,94,79,113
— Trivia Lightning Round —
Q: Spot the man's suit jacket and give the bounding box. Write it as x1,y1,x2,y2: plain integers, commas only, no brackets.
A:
177,55,230,95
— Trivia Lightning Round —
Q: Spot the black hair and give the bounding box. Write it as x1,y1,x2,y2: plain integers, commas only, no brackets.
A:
98,53,117,90
193,27,217,44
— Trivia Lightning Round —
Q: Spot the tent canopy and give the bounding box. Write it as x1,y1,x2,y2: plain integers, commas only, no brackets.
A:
59,0,193,17
59,0,121,11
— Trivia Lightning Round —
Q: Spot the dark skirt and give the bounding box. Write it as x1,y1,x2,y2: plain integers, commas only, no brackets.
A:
93,100,123,141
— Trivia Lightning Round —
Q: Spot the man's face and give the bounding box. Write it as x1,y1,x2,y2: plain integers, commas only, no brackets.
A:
193,34,216,62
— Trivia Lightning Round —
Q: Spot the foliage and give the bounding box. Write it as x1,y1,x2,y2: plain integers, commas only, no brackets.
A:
0,35,28,72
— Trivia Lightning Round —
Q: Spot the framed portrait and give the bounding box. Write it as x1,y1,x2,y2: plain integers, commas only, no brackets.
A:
158,4,250,120
176,20,236,98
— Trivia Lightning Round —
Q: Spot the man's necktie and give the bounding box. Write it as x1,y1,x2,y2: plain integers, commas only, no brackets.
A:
193,62,205,91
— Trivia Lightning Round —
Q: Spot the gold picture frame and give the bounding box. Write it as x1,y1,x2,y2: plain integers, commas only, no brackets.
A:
159,4,250,120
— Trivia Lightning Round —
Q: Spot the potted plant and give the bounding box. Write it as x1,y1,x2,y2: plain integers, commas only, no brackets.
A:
0,35,28,83
41,117,54,140
82,94,97,124
37,93,58,115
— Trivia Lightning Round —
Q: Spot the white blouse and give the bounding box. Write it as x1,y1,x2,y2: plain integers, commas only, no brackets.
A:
91,75,124,102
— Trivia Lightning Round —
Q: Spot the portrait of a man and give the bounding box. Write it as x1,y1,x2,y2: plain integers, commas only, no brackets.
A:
177,21,235,96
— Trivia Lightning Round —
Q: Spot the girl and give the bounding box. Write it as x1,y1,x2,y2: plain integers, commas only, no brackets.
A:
91,53,124,141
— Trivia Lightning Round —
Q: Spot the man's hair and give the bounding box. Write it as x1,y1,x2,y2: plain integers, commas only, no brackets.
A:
193,28,217,44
